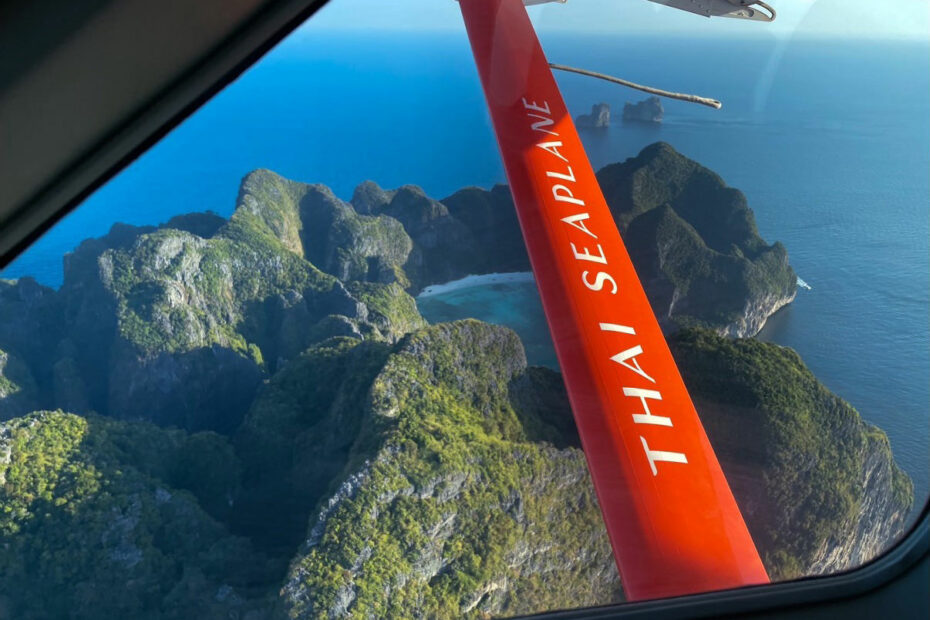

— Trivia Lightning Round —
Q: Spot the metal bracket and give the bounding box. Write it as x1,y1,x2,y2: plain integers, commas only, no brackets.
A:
647,0,776,22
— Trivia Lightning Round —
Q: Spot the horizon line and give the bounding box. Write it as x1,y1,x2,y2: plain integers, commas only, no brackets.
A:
296,26,930,43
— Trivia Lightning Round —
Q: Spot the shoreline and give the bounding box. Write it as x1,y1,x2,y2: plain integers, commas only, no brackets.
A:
417,272,535,298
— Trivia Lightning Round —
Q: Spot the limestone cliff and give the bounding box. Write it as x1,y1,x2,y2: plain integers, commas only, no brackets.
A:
0,411,277,620
0,149,913,619
599,143,797,337
576,102,611,129
670,329,914,580
278,322,620,619
622,96,663,123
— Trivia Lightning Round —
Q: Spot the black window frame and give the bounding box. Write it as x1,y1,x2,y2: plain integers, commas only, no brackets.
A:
0,0,926,617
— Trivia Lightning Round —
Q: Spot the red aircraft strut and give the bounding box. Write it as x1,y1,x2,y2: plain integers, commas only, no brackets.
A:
459,0,769,600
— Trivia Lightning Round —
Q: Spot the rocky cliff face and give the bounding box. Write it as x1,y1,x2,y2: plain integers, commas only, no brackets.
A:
622,96,663,123
279,143,794,340
269,323,914,616
0,149,914,618
0,322,914,618
0,173,426,432
278,322,620,619
670,329,914,580
576,102,611,129
0,144,797,433
443,143,794,337
0,348,39,419
806,441,913,575
599,143,797,337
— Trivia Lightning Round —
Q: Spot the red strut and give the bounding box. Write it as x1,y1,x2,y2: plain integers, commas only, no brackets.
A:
458,0,769,600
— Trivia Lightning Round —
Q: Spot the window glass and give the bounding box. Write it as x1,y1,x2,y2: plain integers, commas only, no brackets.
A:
0,0,926,617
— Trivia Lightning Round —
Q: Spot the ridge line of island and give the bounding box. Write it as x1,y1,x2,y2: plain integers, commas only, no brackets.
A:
0,142,912,620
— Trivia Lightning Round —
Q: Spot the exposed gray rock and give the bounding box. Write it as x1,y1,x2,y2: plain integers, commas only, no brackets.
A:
600,143,797,337
0,348,39,420
576,102,611,128
622,96,663,123
807,432,915,574
672,329,915,581
107,343,265,433
280,322,621,619
723,289,797,338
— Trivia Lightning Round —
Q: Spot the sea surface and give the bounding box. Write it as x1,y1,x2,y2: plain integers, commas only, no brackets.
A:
2,29,927,506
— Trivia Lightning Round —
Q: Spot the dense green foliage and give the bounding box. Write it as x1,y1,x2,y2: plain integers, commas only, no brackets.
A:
599,143,797,335
424,142,797,336
671,329,914,579
282,322,619,619
0,153,915,618
0,411,276,620
0,169,430,432
346,281,427,338
234,338,394,555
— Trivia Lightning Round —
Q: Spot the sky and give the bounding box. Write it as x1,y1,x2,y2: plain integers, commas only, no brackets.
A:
301,0,930,39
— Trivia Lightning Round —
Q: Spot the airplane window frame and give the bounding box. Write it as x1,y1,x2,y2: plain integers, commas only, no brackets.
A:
0,0,926,617
521,513,929,618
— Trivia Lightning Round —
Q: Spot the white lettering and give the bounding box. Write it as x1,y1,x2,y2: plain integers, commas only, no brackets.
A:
582,270,618,294
570,242,608,265
599,323,636,335
611,346,656,384
623,387,670,426
537,141,569,162
522,98,551,114
552,184,585,206
527,113,558,136
641,436,688,476
561,213,598,239
546,165,576,183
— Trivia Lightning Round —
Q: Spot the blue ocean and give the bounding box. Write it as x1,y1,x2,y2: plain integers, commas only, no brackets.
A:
3,29,927,501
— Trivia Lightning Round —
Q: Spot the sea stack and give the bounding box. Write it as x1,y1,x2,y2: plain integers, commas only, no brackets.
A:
622,96,664,123
575,103,610,129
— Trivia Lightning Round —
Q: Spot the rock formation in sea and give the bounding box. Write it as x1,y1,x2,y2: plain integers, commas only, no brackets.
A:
597,142,797,337
0,144,912,618
575,102,611,129
440,142,797,338
622,96,664,123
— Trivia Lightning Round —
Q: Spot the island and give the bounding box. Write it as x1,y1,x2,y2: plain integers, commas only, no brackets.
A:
622,96,664,123
575,102,611,129
0,143,913,619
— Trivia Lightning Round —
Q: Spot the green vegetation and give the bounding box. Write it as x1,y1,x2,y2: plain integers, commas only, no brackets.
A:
0,156,915,618
105,220,331,358
233,168,313,255
11,168,437,432
234,337,394,555
0,411,276,620
426,143,796,336
282,322,619,619
670,329,915,580
298,183,413,286
598,143,797,335
346,281,426,341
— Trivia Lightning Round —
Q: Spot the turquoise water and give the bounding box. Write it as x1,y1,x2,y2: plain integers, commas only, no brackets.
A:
418,276,555,369
2,30,927,502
